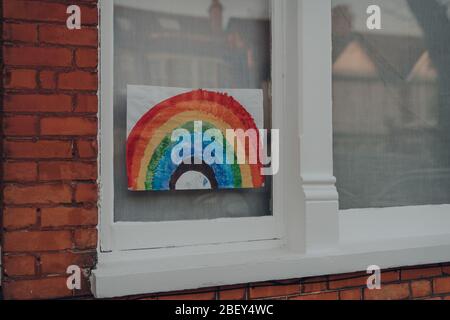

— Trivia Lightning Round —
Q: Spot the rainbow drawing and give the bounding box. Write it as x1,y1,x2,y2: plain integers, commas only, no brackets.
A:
126,87,265,191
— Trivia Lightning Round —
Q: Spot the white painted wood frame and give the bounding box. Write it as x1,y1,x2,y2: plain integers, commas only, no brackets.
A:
92,0,450,298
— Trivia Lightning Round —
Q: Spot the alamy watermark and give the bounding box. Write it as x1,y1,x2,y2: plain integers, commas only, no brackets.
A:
66,265,81,290
170,121,279,176
366,265,382,290
66,5,81,30
366,5,382,30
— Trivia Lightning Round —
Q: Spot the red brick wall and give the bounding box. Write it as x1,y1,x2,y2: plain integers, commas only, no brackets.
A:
122,264,449,301
1,0,98,300
1,0,450,300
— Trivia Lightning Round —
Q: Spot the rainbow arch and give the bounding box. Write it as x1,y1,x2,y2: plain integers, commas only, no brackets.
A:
126,89,264,191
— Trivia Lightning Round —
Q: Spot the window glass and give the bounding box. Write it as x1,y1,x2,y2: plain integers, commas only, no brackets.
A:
332,0,450,209
113,0,272,221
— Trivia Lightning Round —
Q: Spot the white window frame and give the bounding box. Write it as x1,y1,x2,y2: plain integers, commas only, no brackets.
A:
92,0,450,298
98,0,286,253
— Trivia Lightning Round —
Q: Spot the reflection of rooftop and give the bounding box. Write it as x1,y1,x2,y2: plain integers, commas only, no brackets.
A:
333,41,378,77
333,33,437,81
115,6,270,66
115,6,224,57
115,5,271,89
407,51,438,82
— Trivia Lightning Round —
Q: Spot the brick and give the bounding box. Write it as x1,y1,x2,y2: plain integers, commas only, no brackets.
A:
75,94,98,113
39,161,97,181
302,276,327,293
290,291,339,300
40,25,98,46
3,207,38,230
3,230,72,252
76,48,98,68
329,271,366,289
364,283,410,300
4,46,72,67
443,266,450,275
3,184,72,205
58,71,98,91
329,270,399,289
4,140,73,159
41,207,97,227
401,266,442,280
249,283,300,299
39,71,56,89
74,228,98,249
77,140,97,158
340,288,362,300
75,183,98,203
4,69,37,89
219,287,246,300
41,117,97,136
411,280,431,298
375,271,402,284
40,251,96,274
4,1,98,25
4,94,72,112
3,277,72,300
158,292,216,300
4,255,36,276
3,23,38,43
433,277,450,294
3,115,38,136
4,161,38,182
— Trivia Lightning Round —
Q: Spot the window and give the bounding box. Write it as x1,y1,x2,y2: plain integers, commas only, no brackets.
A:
100,0,284,255
332,0,450,210
113,0,272,222
93,0,450,298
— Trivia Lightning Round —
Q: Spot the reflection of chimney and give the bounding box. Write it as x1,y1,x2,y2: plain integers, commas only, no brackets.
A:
209,0,223,34
332,5,353,37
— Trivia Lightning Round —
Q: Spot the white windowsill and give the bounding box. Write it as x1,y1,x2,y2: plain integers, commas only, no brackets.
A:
91,234,450,298
91,206,450,298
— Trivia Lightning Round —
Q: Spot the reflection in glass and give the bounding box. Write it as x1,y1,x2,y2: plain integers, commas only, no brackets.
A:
113,0,272,221
332,0,450,209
